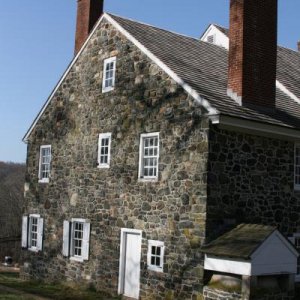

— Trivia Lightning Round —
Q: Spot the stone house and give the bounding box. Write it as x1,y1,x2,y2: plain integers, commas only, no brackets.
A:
21,0,300,299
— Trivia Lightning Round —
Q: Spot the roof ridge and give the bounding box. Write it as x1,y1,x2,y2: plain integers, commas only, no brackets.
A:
278,44,300,55
212,23,228,30
107,12,201,42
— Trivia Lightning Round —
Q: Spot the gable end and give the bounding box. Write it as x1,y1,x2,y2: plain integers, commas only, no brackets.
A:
23,13,218,143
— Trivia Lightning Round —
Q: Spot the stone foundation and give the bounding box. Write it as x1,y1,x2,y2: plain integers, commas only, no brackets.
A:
203,286,294,300
203,286,241,300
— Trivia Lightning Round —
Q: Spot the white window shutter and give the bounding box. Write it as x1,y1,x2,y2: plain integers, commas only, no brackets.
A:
21,216,28,248
82,222,90,260
36,218,44,251
63,220,70,257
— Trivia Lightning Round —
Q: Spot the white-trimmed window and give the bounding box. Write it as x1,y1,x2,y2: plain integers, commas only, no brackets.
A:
62,218,90,262
147,240,164,272
138,133,159,180
21,214,44,252
289,234,300,281
295,144,300,190
102,57,116,93
98,133,111,168
39,145,51,183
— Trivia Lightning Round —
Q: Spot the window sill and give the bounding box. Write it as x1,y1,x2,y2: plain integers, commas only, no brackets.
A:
28,247,39,253
148,266,163,273
97,165,110,169
38,178,49,184
138,177,158,183
70,256,84,263
102,87,114,93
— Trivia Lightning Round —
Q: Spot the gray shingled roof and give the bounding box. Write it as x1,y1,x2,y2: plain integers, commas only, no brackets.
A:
200,224,276,259
109,14,300,129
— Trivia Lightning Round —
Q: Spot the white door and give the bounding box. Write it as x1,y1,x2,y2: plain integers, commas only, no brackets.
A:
118,229,142,299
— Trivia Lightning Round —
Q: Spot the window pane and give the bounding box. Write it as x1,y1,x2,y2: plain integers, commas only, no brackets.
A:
156,256,161,266
99,135,111,166
151,256,155,265
73,221,84,257
40,146,51,179
141,135,159,178
151,246,156,255
156,246,161,256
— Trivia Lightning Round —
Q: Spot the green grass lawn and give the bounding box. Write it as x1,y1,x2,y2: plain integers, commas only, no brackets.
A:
0,272,119,300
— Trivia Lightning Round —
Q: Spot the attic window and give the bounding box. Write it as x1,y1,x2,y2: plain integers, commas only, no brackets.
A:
207,34,215,44
38,145,51,183
102,57,116,93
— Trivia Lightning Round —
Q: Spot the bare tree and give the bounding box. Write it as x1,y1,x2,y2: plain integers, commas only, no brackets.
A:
0,161,25,262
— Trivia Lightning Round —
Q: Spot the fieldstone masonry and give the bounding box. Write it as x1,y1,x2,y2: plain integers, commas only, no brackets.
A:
206,126,300,241
22,19,209,299
203,286,293,300
22,16,300,300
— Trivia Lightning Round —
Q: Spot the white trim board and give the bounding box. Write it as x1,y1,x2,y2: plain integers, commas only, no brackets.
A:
276,80,300,104
22,13,218,143
214,115,300,141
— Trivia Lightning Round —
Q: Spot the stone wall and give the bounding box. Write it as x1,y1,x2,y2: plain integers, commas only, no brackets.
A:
203,287,241,300
203,287,294,300
206,125,300,240
22,18,209,299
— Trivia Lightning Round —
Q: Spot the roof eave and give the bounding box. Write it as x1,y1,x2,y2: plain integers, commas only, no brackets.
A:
213,114,300,141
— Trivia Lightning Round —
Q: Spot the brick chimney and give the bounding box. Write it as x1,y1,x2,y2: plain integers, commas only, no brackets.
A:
75,0,104,55
227,0,278,108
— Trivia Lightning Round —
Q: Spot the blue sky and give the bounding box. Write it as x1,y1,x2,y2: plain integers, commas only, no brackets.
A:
0,0,299,163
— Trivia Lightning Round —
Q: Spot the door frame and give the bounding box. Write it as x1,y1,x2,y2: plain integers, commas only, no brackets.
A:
118,228,142,298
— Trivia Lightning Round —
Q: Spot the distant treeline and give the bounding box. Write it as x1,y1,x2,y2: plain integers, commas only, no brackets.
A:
0,161,25,262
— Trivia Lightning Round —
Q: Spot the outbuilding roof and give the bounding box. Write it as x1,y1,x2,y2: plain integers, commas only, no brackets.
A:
200,224,278,259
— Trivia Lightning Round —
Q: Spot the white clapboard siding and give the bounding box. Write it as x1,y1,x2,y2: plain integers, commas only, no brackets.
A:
21,216,28,248
63,220,70,257
36,218,44,251
82,222,90,260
